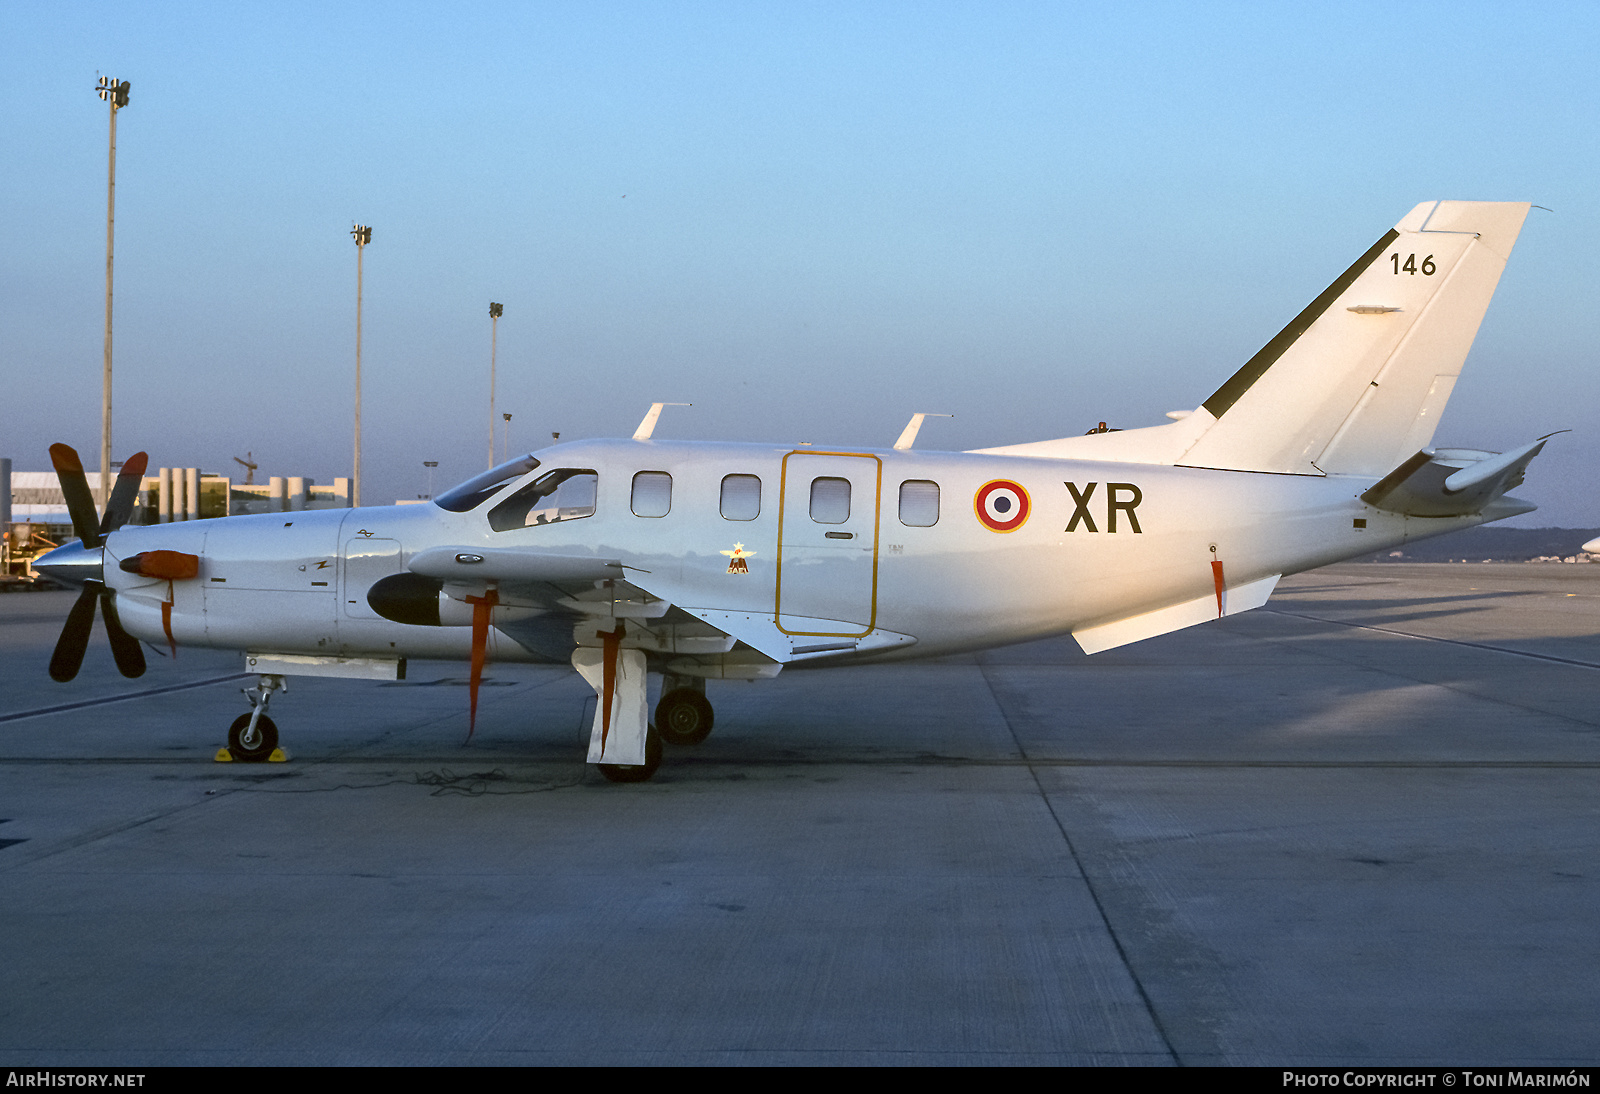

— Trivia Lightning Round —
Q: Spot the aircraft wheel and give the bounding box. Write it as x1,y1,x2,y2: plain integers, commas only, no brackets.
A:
598,726,663,783
656,688,714,746
228,713,278,763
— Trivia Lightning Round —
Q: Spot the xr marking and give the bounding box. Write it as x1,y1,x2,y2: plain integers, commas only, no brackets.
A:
1064,482,1143,533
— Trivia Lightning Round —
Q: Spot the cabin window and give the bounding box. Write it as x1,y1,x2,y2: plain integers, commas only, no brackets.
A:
720,474,761,521
899,480,939,527
810,477,851,524
487,469,598,531
631,471,672,517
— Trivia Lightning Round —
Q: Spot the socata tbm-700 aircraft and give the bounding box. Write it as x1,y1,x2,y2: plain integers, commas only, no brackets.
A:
38,200,1551,782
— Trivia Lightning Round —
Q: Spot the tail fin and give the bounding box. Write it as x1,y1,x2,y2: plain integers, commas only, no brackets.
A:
977,202,1531,475
1179,200,1531,475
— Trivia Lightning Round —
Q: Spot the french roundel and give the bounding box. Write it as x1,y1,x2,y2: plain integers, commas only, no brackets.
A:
974,479,1031,532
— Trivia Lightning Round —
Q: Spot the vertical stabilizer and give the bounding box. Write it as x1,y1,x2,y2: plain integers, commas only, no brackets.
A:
1175,201,1530,476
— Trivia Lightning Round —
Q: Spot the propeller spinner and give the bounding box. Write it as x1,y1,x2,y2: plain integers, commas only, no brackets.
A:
35,444,150,682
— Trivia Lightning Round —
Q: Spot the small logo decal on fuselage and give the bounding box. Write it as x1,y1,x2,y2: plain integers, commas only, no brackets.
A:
721,543,756,574
975,480,1031,533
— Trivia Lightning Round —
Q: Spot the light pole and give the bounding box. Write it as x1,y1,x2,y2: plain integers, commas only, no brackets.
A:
502,413,512,463
96,76,130,508
487,302,502,469
351,224,371,507
423,460,438,500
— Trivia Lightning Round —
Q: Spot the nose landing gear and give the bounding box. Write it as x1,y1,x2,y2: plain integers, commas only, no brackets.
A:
219,674,288,762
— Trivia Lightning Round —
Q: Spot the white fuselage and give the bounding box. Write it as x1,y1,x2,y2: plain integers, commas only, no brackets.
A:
98,438,1482,667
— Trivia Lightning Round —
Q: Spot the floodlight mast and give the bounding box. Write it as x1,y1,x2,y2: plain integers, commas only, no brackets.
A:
351,224,372,507
488,302,503,469
96,76,130,508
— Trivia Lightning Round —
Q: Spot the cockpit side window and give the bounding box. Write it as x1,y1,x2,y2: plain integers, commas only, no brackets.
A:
434,455,542,513
488,469,598,532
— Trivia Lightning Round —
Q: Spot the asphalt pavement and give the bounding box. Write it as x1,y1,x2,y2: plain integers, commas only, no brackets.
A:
3,563,1598,1065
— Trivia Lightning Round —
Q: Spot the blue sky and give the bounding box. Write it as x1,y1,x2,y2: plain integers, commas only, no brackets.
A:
4,2,1598,521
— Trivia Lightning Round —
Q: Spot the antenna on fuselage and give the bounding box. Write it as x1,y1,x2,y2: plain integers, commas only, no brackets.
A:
633,403,692,442
893,413,953,451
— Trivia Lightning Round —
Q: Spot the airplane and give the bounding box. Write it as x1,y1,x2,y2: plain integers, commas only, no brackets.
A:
35,199,1553,783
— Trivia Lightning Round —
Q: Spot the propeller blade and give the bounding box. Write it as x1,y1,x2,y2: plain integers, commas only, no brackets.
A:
49,583,101,682
48,444,104,549
100,590,147,679
100,451,149,535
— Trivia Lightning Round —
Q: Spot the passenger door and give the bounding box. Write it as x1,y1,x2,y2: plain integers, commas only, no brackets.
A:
775,451,881,637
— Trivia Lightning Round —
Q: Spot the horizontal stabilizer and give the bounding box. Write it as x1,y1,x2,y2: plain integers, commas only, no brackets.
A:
1443,435,1557,494
1073,574,1280,655
1361,435,1556,517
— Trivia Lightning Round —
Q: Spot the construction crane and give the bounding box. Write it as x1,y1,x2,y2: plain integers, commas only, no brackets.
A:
232,453,257,486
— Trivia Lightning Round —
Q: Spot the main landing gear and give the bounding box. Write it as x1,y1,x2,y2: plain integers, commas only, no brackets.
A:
656,674,714,747
221,674,287,763
597,725,663,783
595,675,715,784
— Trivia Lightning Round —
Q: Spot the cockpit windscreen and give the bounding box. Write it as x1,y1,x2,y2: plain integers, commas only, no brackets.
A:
433,455,542,513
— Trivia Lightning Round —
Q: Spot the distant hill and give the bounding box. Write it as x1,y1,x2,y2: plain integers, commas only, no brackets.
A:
1355,526,1600,563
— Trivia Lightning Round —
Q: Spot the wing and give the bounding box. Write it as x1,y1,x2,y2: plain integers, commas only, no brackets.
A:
369,546,785,676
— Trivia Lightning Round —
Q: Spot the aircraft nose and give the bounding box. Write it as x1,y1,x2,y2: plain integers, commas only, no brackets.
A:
33,540,105,587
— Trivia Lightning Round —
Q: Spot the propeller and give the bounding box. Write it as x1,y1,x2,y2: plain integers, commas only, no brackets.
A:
41,444,150,682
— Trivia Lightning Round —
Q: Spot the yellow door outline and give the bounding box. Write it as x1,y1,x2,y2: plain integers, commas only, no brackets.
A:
774,450,882,637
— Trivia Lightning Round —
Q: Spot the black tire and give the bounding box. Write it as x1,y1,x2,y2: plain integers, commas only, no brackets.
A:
655,688,714,746
598,726,663,783
228,713,279,763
